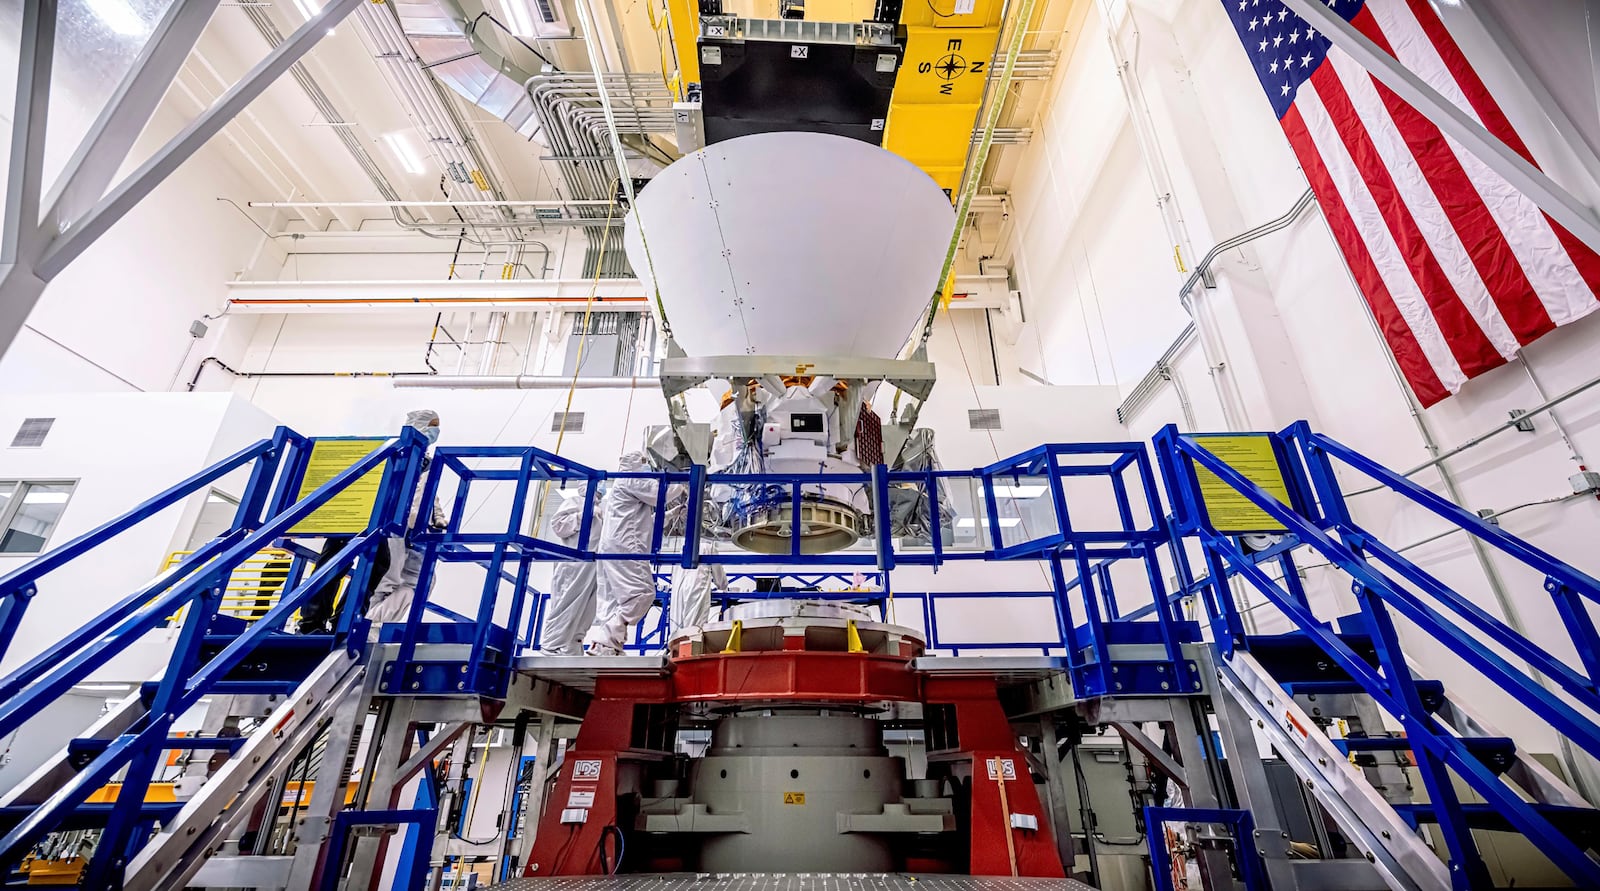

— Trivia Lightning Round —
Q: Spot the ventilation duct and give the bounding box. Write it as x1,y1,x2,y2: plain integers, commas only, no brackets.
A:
393,0,541,138
10,418,53,448
967,409,1001,431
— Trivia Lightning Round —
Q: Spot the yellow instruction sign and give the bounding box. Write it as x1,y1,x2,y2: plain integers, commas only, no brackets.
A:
1192,435,1291,534
289,438,390,535
782,792,806,806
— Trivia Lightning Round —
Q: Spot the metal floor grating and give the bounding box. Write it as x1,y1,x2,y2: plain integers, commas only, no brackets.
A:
489,876,1098,891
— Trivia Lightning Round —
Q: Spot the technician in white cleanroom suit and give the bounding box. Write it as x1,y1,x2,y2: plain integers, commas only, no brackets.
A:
668,539,727,636
539,485,604,655
583,452,665,655
366,410,448,636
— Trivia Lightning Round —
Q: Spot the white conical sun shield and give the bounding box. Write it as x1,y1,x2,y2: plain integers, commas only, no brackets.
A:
623,132,955,359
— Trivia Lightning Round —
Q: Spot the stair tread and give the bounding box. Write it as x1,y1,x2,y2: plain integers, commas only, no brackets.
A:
138,679,301,708
0,802,183,832
1392,802,1600,837
69,736,247,753
1333,735,1518,773
1280,677,1444,698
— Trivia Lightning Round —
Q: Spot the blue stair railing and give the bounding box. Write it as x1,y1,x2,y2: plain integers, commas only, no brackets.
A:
0,426,426,890
1155,421,1600,889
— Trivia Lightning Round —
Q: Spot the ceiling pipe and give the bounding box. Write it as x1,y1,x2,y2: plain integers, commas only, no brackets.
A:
392,374,654,389
248,200,617,209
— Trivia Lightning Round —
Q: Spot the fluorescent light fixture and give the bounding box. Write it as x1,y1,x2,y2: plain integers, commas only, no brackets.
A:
87,0,149,36
955,517,1022,529
290,0,337,35
991,484,1046,499
382,132,426,175
500,0,538,37
73,683,133,693
22,491,69,504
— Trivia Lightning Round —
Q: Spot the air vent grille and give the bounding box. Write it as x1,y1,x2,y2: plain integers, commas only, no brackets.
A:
10,418,53,448
967,409,1001,431
552,412,585,433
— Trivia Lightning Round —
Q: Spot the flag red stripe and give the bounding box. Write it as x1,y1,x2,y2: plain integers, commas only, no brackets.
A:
1399,0,1600,295
1310,65,1504,377
1280,105,1450,407
1346,10,1554,344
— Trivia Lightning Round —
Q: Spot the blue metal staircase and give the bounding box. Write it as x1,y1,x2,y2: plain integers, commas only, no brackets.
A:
1155,422,1600,889
0,426,427,889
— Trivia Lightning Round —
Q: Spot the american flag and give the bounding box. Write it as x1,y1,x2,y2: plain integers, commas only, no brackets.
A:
1222,0,1600,407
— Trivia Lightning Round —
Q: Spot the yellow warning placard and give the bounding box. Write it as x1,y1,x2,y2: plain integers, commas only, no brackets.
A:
1192,435,1292,534
289,438,390,535
782,792,806,805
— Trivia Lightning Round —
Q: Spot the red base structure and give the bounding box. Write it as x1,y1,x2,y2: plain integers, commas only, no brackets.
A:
525,651,1064,878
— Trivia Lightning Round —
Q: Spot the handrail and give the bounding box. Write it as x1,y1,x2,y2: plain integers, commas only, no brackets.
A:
1166,431,1600,887
0,434,418,868
0,529,248,702
0,437,276,597
0,436,407,743
1302,427,1600,599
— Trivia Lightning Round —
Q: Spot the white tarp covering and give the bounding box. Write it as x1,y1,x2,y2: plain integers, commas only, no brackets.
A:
622,132,955,359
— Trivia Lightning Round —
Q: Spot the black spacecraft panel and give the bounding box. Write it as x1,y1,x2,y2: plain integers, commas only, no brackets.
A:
697,33,906,146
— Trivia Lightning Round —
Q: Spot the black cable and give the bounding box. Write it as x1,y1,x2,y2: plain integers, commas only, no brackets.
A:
186,357,429,391
924,0,957,18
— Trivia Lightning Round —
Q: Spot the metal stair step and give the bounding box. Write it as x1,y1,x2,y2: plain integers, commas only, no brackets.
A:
0,802,183,832
1278,678,1446,713
195,633,341,684
139,680,300,707
1332,735,1519,774
68,735,247,769
1393,803,1600,841
1245,631,1382,684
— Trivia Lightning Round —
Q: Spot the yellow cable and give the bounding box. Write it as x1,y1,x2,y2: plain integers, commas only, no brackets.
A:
530,186,621,536
553,185,620,458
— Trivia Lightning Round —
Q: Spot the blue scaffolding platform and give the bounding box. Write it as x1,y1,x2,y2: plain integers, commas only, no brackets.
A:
0,422,1594,889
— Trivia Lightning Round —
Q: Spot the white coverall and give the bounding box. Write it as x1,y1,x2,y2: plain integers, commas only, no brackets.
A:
366,459,446,637
540,487,604,654
668,539,727,636
583,451,663,655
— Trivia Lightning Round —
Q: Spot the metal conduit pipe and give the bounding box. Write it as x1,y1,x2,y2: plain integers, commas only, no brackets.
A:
1339,367,1600,495
239,5,401,205
537,90,631,197
187,357,430,391
356,4,519,234
1116,189,1318,424
392,374,654,389
249,200,617,209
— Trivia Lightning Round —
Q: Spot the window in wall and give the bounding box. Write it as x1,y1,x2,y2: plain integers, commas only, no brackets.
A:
0,481,76,554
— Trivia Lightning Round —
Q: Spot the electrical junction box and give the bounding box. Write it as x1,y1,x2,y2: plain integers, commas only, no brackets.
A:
1010,813,1039,830
559,808,588,824
1571,470,1600,495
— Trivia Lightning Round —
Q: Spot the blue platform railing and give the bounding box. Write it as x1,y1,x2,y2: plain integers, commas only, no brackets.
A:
0,426,426,888
1155,421,1600,889
388,441,1197,695
4,420,1598,888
